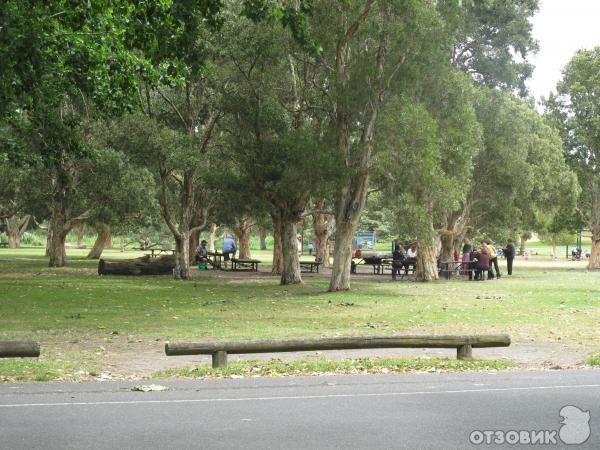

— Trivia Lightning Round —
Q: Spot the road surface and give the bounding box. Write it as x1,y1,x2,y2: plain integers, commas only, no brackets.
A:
1,369,599,449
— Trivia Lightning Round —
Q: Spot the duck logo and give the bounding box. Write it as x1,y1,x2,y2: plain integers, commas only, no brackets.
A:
559,405,591,445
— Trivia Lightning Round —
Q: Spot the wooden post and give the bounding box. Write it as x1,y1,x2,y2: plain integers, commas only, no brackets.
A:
212,350,228,368
457,344,472,360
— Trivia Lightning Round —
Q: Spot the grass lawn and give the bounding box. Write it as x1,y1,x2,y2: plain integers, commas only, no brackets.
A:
1,247,599,381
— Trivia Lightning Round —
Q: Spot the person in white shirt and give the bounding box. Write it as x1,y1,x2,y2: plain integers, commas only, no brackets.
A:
404,244,417,274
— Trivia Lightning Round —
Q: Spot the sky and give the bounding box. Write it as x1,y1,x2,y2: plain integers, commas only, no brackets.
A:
527,0,600,101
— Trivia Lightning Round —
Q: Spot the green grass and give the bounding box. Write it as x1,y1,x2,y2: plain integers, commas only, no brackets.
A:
1,246,599,381
0,352,99,382
585,353,600,366
151,357,517,379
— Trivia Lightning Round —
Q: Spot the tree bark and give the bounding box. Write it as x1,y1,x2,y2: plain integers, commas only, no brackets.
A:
519,235,527,256
5,215,30,248
313,210,334,268
439,232,455,264
281,220,302,284
48,201,68,267
174,232,191,280
259,228,268,250
209,223,218,252
232,218,254,260
87,223,112,259
271,212,283,275
589,232,600,269
329,173,369,291
74,223,86,246
189,229,200,265
415,243,439,281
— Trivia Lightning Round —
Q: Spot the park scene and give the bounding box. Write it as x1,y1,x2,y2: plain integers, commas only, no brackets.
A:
1,0,600,448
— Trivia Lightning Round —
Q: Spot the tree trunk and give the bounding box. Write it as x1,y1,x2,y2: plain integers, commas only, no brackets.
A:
74,223,85,246
209,223,218,252
589,233,600,269
5,215,30,248
439,233,454,264
232,220,253,260
519,235,527,256
313,210,334,268
45,225,52,257
98,255,175,275
281,220,302,285
259,228,268,250
329,173,369,291
189,229,200,265
415,243,439,281
48,201,68,267
174,233,191,280
328,219,356,291
551,236,557,260
271,212,283,275
106,234,113,249
87,223,112,259
120,231,125,253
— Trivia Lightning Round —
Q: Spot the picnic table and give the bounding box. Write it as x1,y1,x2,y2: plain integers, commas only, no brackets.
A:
231,258,261,272
0,242,8,248
207,251,224,269
351,256,394,275
299,261,322,273
146,248,175,258
438,260,472,279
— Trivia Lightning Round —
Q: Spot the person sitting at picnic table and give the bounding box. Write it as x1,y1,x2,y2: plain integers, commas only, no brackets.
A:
392,244,405,280
474,248,491,281
461,237,473,276
222,234,237,269
196,240,210,270
404,244,417,274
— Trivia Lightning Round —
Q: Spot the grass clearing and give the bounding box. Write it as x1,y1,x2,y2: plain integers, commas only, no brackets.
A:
151,357,517,379
1,247,599,381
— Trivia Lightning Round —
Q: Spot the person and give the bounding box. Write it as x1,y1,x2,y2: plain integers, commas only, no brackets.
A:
196,240,209,270
404,244,417,275
484,241,500,279
392,244,405,281
462,237,473,276
475,248,491,281
307,242,315,256
504,239,516,275
222,234,237,269
296,234,303,256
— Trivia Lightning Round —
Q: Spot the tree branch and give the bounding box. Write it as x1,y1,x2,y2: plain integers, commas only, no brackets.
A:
156,88,188,130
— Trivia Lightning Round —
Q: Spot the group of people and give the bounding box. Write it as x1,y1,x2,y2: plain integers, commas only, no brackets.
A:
391,244,418,280
195,234,237,270
461,238,516,281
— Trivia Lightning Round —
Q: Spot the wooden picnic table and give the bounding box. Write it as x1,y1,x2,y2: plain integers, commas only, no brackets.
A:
438,260,472,280
299,261,322,273
146,248,175,258
207,251,224,269
231,258,261,272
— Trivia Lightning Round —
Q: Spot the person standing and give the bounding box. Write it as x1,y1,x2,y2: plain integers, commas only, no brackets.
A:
504,239,516,275
484,241,500,279
392,244,405,281
222,234,237,269
462,237,473,277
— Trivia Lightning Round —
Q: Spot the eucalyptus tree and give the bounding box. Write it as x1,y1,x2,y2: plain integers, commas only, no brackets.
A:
222,15,337,285
546,47,600,268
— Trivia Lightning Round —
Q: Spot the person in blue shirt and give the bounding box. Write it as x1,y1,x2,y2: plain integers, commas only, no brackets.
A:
222,234,237,269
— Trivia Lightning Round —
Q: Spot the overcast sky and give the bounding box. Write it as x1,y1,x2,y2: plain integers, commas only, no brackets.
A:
527,0,600,101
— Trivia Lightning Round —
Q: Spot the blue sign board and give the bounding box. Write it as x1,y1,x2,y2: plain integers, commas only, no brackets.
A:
355,231,376,250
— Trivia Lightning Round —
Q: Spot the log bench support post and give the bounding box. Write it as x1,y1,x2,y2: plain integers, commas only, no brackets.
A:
212,350,228,368
456,344,472,360
0,340,40,358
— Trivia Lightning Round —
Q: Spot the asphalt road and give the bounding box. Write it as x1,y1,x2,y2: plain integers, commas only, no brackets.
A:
1,369,599,449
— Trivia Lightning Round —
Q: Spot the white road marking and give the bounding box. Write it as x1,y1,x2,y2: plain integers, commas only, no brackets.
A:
1,384,599,408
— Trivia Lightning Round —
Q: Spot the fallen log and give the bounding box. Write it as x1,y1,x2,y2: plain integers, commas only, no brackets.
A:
98,255,175,275
0,340,40,358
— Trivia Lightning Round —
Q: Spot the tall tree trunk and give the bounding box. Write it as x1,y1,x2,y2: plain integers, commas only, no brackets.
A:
281,220,301,284
5,215,30,248
329,173,369,291
271,213,283,275
589,232,600,269
439,232,454,264
189,229,200,265
48,201,68,267
87,223,112,259
519,235,527,256
232,218,253,259
415,242,439,281
209,223,218,252
174,232,190,280
313,210,334,268
551,236,557,260
45,225,52,257
259,228,268,250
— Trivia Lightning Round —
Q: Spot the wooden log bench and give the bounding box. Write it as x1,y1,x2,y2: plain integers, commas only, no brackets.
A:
299,261,322,273
165,334,511,368
0,340,40,358
231,258,261,272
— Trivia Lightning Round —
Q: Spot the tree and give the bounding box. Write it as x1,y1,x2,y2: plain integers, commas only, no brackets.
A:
546,47,600,269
